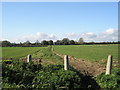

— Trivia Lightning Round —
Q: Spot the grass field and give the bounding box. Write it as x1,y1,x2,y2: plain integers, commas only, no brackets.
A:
53,44,118,62
32,47,63,65
2,46,63,65
2,47,44,58
2,44,118,63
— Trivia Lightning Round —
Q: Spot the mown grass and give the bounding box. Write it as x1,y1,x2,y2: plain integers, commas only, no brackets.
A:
53,44,118,62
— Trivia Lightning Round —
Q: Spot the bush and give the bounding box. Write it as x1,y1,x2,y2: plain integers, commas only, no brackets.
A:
2,62,82,89
32,69,81,88
96,68,120,88
2,61,42,88
2,83,17,88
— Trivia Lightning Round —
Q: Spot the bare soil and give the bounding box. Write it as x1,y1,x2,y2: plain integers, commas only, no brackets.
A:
53,50,106,77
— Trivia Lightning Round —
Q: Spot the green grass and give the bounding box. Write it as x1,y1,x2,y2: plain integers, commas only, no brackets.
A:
2,47,44,59
53,44,118,62
32,46,63,65
2,46,63,65
2,44,118,64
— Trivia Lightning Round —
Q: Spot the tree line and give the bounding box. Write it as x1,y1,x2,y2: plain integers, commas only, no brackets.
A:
0,38,119,47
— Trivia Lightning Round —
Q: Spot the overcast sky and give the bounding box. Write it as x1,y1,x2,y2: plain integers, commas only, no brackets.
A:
1,2,118,43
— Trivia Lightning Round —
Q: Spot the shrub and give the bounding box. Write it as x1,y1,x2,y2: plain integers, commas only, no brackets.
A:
2,61,42,87
32,68,81,89
96,68,120,88
3,63,82,89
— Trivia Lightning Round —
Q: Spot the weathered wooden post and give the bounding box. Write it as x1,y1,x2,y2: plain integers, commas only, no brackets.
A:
106,55,112,75
64,55,69,70
27,54,32,62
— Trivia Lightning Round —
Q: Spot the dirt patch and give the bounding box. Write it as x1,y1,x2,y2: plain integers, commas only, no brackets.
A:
20,57,42,63
52,49,105,77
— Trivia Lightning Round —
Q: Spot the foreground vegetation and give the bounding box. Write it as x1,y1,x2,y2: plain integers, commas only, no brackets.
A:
2,61,82,88
96,68,120,88
54,44,118,62
2,60,120,89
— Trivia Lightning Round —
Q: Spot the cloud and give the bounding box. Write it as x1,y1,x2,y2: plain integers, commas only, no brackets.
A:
12,32,57,43
78,28,118,42
79,32,97,42
65,32,79,40
96,28,118,42
2,28,118,43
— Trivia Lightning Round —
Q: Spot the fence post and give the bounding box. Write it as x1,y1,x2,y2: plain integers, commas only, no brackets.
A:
64,55,69,70
27,54,32,62
52,47,54,51
106,55,112,75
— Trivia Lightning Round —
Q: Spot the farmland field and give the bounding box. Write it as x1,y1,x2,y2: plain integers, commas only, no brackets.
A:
2,44,118,62
2,46,63,65
2,47,45,59
53,44,118,62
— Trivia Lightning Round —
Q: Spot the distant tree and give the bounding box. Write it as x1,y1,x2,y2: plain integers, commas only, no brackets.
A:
0,41,2,47
26,40,31,44
11,42,16,47
55,40,62,45
35,40,40,46
69,40,75,45
62,38,69,45
2,40,11,47
41,40,49,45
78,38,84,44
48,40,53,45
23,40,31,46
35,40,39,44
19,42,23,46
118,41,120,44
75,41,78,45
89,41,95,44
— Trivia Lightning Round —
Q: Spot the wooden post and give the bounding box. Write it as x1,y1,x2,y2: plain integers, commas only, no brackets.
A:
64,55,69,70
27,54,32,62
106,55,112,75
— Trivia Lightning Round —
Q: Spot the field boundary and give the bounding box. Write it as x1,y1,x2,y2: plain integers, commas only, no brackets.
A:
52,47,105,77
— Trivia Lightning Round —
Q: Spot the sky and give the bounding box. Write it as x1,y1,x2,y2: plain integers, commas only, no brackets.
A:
1,0,119,2
1,2,118,43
